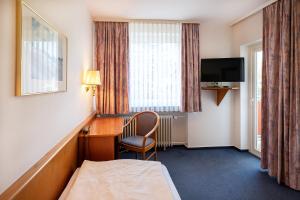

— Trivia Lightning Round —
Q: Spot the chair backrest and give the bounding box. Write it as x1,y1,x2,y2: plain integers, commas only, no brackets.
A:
135,111,159,139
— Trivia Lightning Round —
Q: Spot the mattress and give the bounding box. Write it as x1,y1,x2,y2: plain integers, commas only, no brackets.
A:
161,165,181,200
59,162,180,200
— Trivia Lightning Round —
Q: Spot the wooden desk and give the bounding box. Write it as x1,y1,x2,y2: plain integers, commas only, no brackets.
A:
78,117,124,162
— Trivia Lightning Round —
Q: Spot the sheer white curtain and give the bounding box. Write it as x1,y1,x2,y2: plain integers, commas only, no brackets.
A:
129,21,181,112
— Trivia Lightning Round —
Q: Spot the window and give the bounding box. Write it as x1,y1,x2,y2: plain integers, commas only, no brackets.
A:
249,42,262,157
129,22,181,112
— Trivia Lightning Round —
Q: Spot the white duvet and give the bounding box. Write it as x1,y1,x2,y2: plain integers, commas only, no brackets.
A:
65,160,174,200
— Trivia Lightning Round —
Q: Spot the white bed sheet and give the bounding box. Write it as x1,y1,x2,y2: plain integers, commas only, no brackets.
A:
59,163,180,200
161,165,181,200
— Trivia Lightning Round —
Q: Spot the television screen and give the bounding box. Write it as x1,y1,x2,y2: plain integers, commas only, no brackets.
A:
201,58,245,82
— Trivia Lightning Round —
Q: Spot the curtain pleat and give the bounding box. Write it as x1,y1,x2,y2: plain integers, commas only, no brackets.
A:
181,23,201,112
261,0,300,190
128,21,182,112
95,22,129,114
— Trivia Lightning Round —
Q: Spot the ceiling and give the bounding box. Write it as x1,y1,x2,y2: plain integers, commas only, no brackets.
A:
85,0,268,23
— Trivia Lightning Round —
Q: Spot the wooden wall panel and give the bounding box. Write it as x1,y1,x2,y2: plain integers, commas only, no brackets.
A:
0,113,95,200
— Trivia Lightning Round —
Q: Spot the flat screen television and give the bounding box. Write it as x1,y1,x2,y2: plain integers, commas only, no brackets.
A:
201,58,245,82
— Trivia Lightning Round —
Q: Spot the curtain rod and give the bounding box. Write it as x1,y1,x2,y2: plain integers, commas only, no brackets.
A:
230,0,277,26
93,18,200,24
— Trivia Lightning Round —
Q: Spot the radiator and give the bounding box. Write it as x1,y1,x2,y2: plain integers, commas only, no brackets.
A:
122,115,173,150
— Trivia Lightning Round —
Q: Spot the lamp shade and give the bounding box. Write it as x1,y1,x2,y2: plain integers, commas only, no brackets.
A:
85,70,101,85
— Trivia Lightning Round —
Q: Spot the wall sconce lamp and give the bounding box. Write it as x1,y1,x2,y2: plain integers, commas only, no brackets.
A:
84,70,101,96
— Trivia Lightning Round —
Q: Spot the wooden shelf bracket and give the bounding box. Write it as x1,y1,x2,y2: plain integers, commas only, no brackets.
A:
201,86,239,106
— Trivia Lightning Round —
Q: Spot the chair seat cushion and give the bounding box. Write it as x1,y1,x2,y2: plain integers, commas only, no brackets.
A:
121,136,154,147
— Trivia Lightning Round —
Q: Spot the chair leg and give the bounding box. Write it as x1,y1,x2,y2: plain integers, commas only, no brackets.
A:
142,151,146,160
154,146,158,161
117,144,121,159
135,152,138,159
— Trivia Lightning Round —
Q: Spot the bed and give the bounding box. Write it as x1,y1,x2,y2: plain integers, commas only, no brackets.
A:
59,159,181,200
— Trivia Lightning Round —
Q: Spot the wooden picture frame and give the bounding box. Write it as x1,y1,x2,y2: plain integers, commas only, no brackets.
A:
16,0,67,96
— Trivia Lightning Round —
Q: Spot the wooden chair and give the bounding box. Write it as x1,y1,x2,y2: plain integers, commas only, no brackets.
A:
118,111,160,160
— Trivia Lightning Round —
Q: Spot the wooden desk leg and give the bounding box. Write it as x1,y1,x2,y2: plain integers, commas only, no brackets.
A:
87,137,115,161
115,137,120,159
78,136,85,166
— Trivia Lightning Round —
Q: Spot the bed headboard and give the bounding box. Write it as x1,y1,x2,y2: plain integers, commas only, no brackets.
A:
0,113,95,200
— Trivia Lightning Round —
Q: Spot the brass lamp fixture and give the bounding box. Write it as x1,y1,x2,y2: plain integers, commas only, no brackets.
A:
84,70,101,96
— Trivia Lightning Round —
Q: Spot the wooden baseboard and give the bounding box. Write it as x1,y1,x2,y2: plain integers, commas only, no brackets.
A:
0,112,96,200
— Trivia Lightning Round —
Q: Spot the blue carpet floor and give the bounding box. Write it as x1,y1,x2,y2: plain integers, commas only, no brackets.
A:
122,146,300,200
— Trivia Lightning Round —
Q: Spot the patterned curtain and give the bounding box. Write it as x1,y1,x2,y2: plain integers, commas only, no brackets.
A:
261,0,300,190
181,23,201,112
95,22,129,114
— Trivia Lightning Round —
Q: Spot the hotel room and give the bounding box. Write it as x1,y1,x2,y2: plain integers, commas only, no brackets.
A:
0,0,299,199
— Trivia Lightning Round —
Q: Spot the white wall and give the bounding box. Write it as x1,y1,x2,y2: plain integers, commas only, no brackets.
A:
232,11,263,149
171,113,188,145
185,13,263,149
186,22,238,148
0,0,93,193
232,11,263,56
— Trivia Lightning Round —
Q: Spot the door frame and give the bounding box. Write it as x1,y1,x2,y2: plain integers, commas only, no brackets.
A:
248,42,262,158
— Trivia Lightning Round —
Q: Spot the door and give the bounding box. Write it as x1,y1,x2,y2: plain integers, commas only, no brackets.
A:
249,43,263,157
